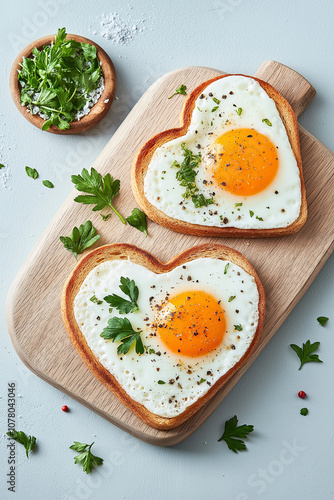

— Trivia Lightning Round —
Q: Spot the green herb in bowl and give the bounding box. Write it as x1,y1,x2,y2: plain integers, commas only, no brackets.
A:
17,28,106,131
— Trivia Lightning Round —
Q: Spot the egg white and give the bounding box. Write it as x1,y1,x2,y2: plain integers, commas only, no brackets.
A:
144,75,301,229
74,257,259,418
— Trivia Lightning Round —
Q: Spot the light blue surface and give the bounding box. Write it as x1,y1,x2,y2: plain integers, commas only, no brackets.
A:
1,1,333,499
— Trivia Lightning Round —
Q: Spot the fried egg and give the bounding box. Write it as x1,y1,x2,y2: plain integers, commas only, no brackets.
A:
74,257,260,418
143,75,302,229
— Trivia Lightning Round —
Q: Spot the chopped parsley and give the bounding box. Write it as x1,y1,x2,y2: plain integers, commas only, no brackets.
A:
224,263,229,274
18,28,103,131
6,430,36,458
235,107,243,116
42,180,54,188
104,277,139,314
199,378,206,384
234,324,243,331
211,106,219,112
59,221,101,259
249,210,254,217
228,296,236,302
168,84,187,99
290,340,323,370
262,118,272,126
126,208,148,237
172,143,214,208
212,97,220,105
158,380,166,385
300,408,309,416
70,441,103,474
25,166,38,179
90,295,103,305
100,317,144,355
218,415,254,453
317,316,329,326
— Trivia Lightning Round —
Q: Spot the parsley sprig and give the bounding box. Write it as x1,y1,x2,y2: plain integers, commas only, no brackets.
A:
101,317,144,355
317,316,329,326
290,340,323,370
6,430,36,458
104,277,139,314
71,167,126,224
70,441,103,474
168,84,187,99
172,143,214,208
60,220,100,259
18,28,102,131
218,415,254,453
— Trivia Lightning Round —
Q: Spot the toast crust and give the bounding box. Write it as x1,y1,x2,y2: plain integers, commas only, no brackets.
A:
131,74,307,238
61,243,266,430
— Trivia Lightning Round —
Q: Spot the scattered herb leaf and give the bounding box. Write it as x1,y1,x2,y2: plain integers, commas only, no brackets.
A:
104,277,139,314
0,163,5,169
168,84,187,99
224,263,229,274
211,106,219,112
234,324,243,331
70,441,103,474
290,340,323,370
100,213,112,221
6,430,36,458
218,415,254,453
228,296,236,302
236,107,243,116
300,408,309,416
158,380,166,384
90,295,103,305
100,317,144,355
256,216,263,221
262,118,272,126
199,378,206,384
126,208,148,236
71,167,126,224
42,180,54,188
25,166,38,179
317,316,329,327
249,210,254,217
59,220,100,259
212,97,220,105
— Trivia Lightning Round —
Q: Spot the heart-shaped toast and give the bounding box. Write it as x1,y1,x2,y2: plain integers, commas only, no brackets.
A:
61,243,265,429
132,74,306,238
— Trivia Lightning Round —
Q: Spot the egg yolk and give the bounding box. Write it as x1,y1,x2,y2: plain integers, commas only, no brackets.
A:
210,128,279,196
156,290,226,357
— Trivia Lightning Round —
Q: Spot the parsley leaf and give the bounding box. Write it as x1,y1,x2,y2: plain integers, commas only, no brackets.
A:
172,143,214,208
262,118,272,126
59,220,100,259
18,28,102,131
0,163,5,169
42,180,54,188
235,107,243,116
101,317,144,355
317,316,329,326
300,408,309,416
104,277,139,314
228,296,236,302
234,324,243,331
290,340,323,370
224,263,229,274
218,415,254,453
25,166,38,179
158,380,165,384
6,430,36,458
126,208,148,236
70,441,103,474
71,167,126,224
168,84,187,99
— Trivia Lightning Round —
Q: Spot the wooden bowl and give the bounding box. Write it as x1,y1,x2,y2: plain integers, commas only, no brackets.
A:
9,34,116,134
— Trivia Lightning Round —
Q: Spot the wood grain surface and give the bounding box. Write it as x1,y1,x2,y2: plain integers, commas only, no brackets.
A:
9,33,116,134
6,61,334,446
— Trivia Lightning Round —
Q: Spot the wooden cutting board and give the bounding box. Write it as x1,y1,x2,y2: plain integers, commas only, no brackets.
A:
6,61,334,446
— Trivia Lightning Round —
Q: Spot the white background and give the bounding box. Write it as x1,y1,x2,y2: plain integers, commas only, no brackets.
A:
1,1,333,499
